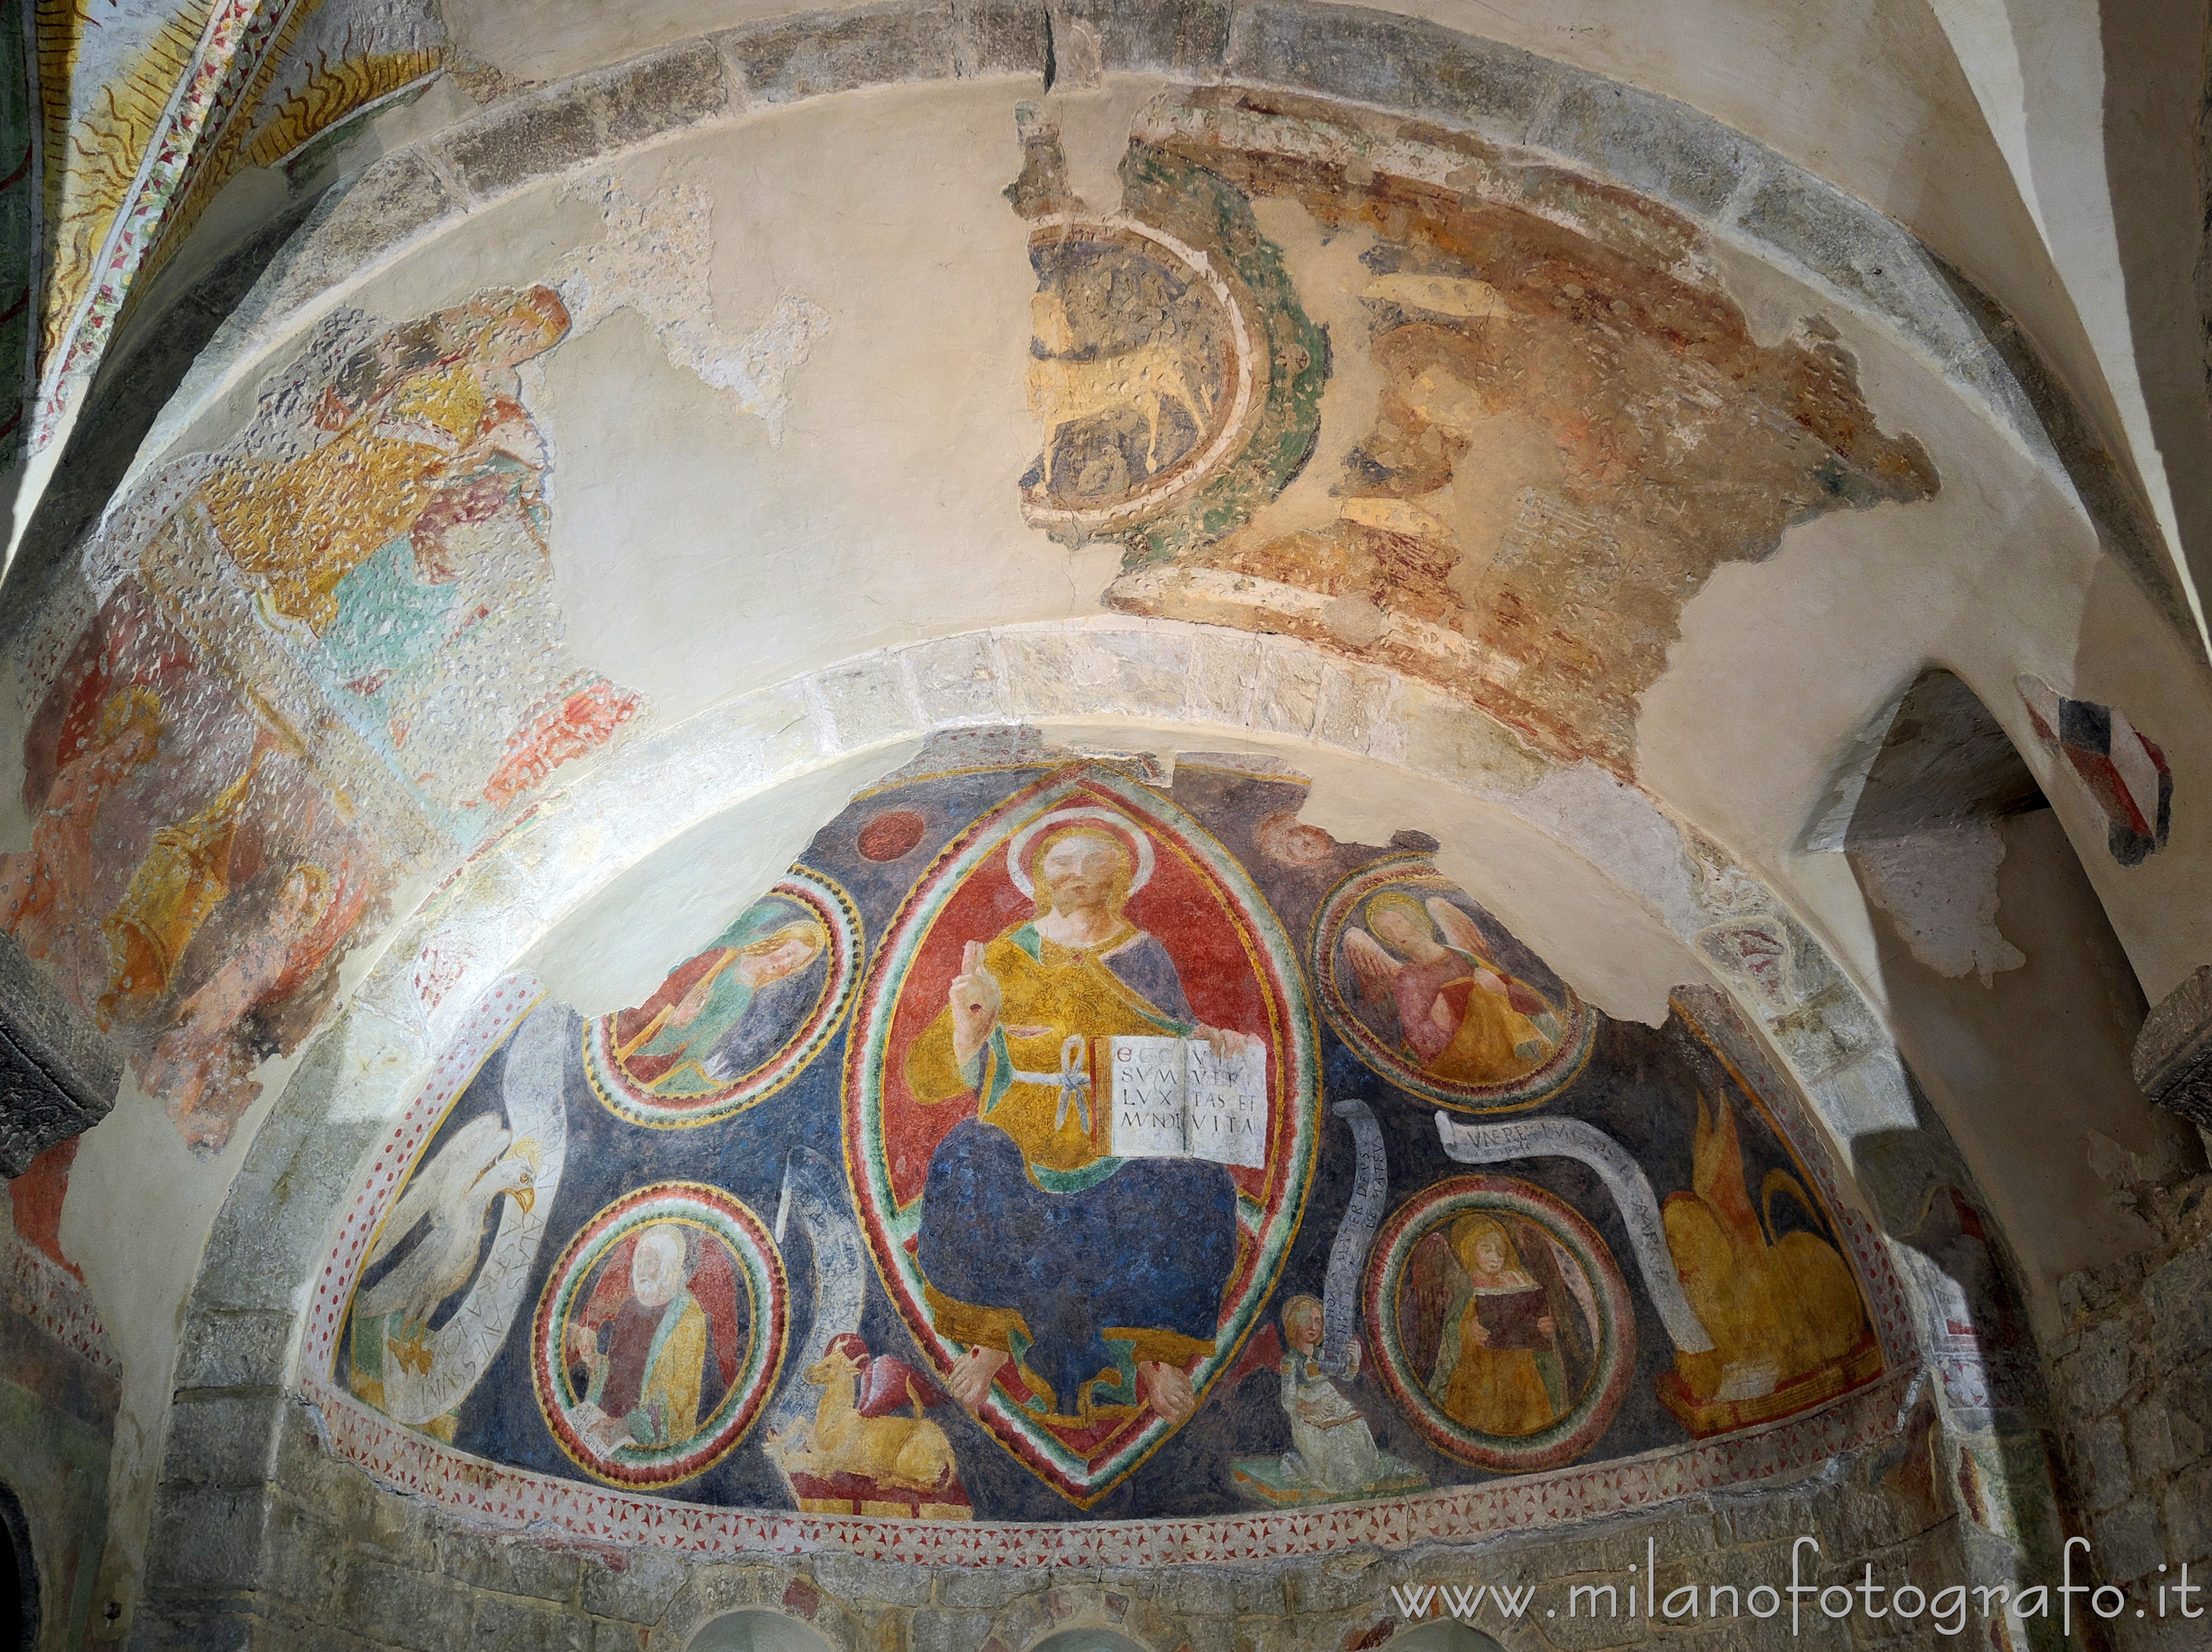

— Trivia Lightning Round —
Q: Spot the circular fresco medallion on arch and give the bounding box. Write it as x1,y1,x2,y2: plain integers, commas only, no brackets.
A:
581,867,861,1128
1019,215,1266,532
531,1183,787,1489
1365,1175,1635,1473
1312,859,1596,1113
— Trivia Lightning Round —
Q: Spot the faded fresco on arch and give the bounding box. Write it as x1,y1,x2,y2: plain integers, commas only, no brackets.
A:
1013,97,1941,780
161,282,643,833
2,581,384,1150
2,280,649,1151
325,737,1887,1521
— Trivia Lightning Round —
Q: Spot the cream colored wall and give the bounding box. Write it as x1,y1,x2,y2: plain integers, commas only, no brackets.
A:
1859,807,2200,1311
412,0,2201,635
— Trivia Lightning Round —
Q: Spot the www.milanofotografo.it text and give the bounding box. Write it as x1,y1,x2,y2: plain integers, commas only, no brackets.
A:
1389,1538,2204,1638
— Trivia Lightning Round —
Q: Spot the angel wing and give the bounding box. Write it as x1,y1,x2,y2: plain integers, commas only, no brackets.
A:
1543,1231,1601,1357
1429,897,1552,1017
1691,1093,1761,1246
1400,1229,1465,1384
1426,899,1490,961
366,1115,507,1273
1342,927,1403,1006
856,1354,946,1418
1229,1321,1286,1385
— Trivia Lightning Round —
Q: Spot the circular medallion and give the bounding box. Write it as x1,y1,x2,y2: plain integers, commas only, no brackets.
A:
1020,215,1266,532
1365,1176,1635,1472
531,1183,786,1488
1313,860,1595,1113
582,868,861,1128
857,808,929,862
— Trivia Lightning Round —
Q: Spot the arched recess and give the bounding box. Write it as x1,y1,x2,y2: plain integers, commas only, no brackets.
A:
12,4,2196,1633
1801,665,2203,1326
683,1610,833,1652
1029,1632,1154,1652
1393,1624,1505,1652
128,624,2073,1641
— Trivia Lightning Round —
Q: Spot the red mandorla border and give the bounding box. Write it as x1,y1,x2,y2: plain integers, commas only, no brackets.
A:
838,766,1319,1505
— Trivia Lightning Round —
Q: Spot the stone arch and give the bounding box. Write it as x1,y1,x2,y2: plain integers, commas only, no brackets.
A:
130,618,2058,1629
0,4,2201,1650
1393,1624,1508,1651
681,1606,839,1652
1028,1629,1155,1652
82,2,2155,640
645,1568,863,1652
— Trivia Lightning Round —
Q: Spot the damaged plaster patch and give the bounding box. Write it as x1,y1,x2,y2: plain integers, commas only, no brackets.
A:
1850,821,2026,985
554,179,829,442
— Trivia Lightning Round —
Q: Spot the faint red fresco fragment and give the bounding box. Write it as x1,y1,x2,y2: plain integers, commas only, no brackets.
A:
481,677,643,810
7,1138,81,1277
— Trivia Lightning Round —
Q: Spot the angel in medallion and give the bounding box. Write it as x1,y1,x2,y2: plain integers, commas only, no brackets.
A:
1398,1214,1598,1438
1342,892,1562,1086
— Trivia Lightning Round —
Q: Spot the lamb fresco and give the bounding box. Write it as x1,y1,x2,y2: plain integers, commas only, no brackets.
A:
1011,96,1939,778
323,736,1889,1522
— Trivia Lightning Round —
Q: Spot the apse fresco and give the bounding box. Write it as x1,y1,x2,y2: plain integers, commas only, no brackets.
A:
326,743,1889,1522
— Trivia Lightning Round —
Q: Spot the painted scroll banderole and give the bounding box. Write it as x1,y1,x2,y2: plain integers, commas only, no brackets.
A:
767,1145,869,1438
1433,1112,1715,1354
1320,1096,1389,1377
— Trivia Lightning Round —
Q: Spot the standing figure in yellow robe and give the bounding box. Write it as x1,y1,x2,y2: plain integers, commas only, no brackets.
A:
97,731,273,1027
1424,1216,1571,1436
201,287,569,637
903,820,1259,1427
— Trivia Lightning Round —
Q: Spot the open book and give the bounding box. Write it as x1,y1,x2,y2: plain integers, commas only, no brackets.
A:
1096,1035,1269,1168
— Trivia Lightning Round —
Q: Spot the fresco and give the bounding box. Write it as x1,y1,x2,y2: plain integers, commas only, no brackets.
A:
1006,105,1325,555
4,580,383,1149
1316,862,1594,1111
3,281,638,1150
323,737,1890,1525
2018,673,2172,864
75,277,643,837
1367,1176,1633,1472
584,872,861,1128
32,0,444,433
1017,96,1941,778
530,1182,786,1489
